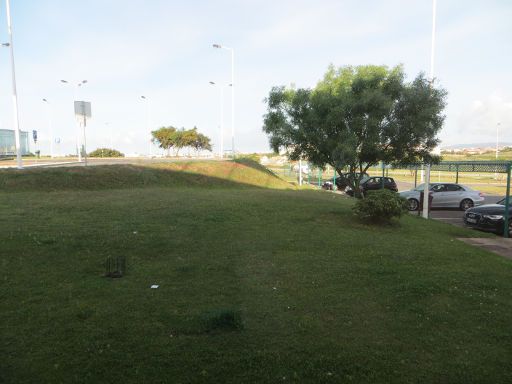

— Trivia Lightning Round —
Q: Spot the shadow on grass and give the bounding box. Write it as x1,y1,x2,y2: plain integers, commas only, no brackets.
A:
233,157,279,177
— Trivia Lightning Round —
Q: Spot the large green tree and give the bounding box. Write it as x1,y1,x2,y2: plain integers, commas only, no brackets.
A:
263,65,447,194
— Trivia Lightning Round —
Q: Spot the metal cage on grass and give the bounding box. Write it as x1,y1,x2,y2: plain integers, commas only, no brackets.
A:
105,256,126,278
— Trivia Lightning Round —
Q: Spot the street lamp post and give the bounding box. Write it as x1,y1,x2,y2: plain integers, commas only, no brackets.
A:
105,122,113,150
496,122,501,161
60,79,88,162
141,96,152,157
209,81,228,159
3,0,22,168
213,43,235,157
42,99,54,158
423,0,437,219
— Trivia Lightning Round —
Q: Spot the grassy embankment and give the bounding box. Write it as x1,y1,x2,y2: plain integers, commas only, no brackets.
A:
1,159,511,383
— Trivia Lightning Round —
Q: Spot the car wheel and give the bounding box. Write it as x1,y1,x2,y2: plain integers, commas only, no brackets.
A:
460,199,474,211
408,198,419,211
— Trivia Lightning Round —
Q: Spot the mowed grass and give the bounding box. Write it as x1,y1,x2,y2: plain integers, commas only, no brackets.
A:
1,160,512,383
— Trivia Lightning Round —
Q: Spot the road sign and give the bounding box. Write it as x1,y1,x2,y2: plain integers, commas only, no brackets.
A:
74,101,92,119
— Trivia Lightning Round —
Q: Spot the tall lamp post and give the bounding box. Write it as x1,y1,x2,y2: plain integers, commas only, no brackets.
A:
3,0,22,168
60,79,88,162
422,0,437,219
496,122,501,161
42,99,54,158
141,96,152,157
209,81,232,159
213,43,235,157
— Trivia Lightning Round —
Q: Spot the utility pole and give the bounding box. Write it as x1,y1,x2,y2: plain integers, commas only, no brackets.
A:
423,0,437,219
4,0,22,168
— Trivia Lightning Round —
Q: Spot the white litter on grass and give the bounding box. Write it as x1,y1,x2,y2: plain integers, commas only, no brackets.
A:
150,285,159,289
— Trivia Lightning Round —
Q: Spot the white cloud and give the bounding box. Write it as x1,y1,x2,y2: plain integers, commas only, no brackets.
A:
456,93,512,138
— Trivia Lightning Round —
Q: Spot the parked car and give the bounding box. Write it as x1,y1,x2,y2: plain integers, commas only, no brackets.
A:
463,198,512,235
346,176,398,196
400,183,485,211
335,172,369,191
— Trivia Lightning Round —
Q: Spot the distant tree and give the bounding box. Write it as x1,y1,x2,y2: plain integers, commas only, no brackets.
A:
193,133,212,154
263,64,447,196
89,148,124,157
152,126,212,157
151,127,177,156
174,128,197,156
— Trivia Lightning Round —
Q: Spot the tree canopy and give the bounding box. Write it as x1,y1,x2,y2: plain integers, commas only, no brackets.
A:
89,148,124,158
151,126,212,156
263,65,447,191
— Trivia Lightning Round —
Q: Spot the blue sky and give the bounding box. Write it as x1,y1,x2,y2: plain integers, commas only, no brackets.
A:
0,0,510,155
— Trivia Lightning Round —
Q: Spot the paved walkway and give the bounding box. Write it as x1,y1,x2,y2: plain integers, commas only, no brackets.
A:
458,237,512,260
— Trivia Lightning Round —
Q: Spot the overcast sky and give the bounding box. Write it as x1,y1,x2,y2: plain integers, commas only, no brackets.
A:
0,0,510,155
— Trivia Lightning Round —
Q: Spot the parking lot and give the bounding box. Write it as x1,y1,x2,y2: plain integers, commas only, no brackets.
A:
411,194,504,229
394,180,505,231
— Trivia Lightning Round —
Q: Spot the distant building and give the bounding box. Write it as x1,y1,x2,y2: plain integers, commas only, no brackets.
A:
0,129,30,156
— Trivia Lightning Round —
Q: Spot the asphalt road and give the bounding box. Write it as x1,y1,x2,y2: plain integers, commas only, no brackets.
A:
0,157,213,169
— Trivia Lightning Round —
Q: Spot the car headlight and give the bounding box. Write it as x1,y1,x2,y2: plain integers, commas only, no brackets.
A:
483,215,503,220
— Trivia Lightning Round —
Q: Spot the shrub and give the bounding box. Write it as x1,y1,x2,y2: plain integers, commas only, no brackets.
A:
353,189,408,223
89,148,124,158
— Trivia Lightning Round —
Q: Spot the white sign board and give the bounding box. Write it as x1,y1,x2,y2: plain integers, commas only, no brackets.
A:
74,101,92,119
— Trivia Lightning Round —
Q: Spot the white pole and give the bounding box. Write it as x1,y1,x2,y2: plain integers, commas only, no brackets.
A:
73,87,82,162
49,108,53,158
230,48,235,157
299,159,303,186
422,165,431,218
43,100,54,158
423,0,437,219
220,87,224,159
82,115,87,165
213,45,235,157
496,122,500,161
5,0,22,168
430,0,437,82
109,123,113,150
147,99,152,157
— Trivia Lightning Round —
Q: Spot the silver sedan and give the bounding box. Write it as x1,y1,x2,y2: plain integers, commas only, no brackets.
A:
400,183,485,211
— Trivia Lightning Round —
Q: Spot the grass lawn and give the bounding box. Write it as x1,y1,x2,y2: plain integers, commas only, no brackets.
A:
1,160,512,383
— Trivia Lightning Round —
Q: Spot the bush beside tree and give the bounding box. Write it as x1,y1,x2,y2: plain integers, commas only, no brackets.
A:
353,189,408,223
89,148,124,157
